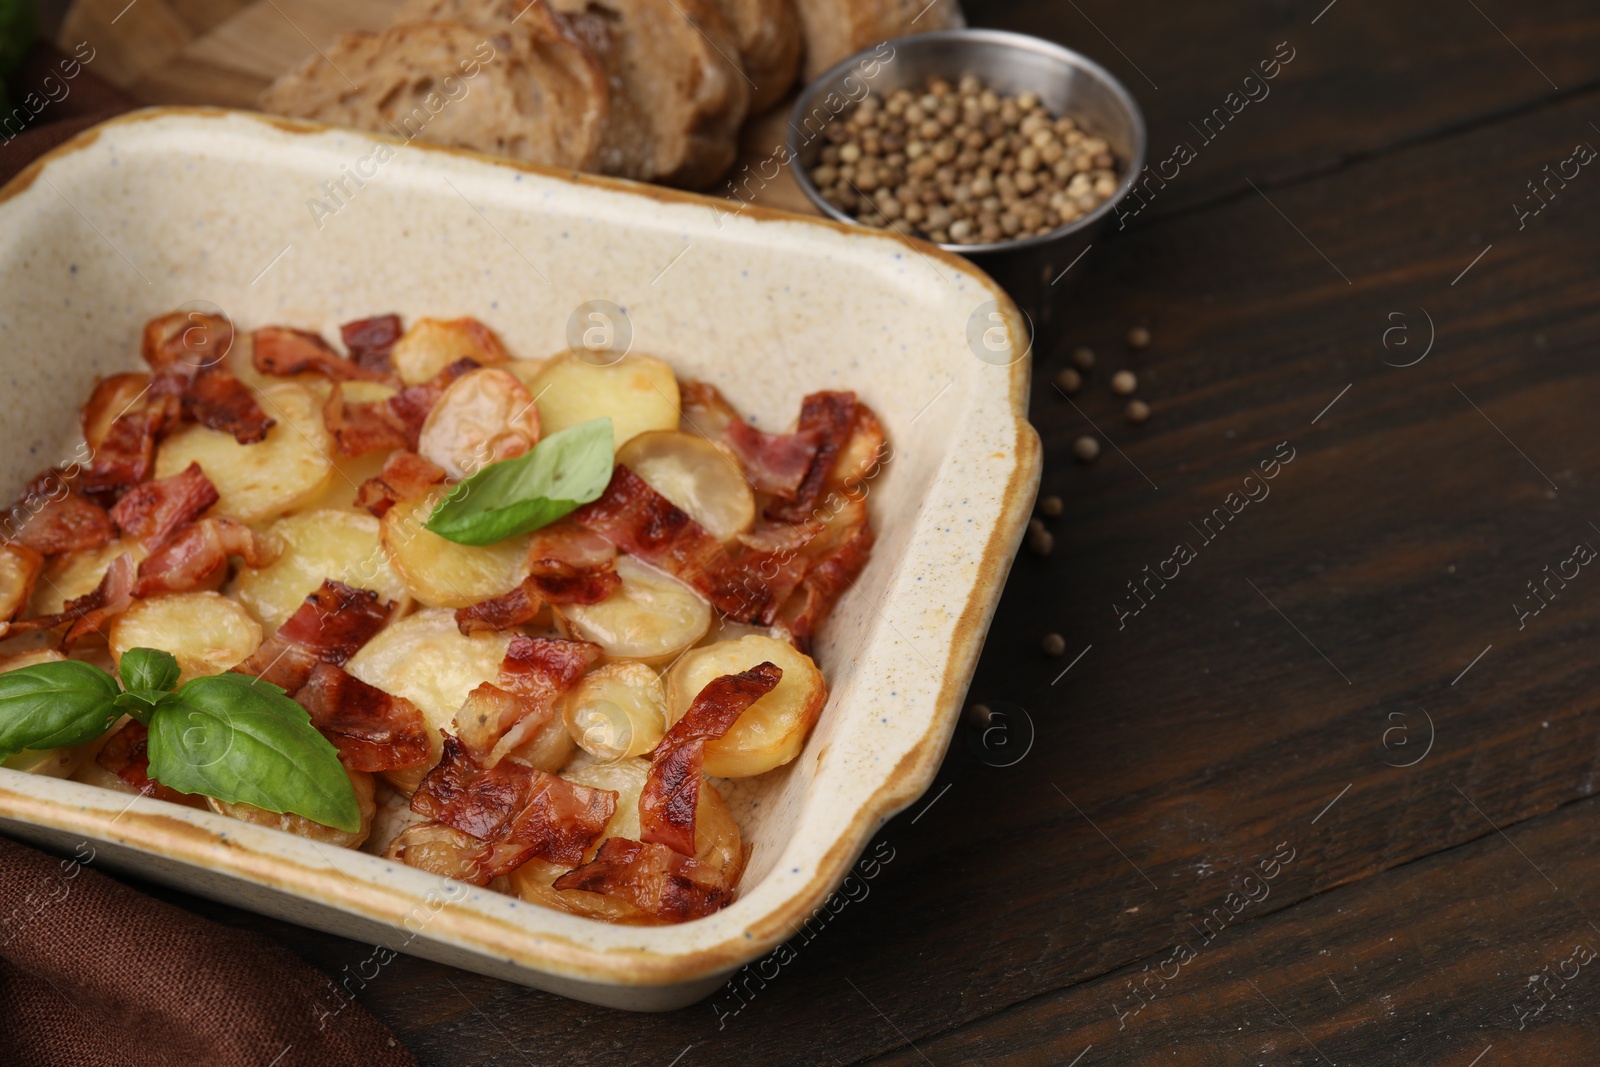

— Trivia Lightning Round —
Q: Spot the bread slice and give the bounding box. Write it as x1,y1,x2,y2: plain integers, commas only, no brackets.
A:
549,0,749,188
795,0,966,81
710,0,801,115
258,12,609,171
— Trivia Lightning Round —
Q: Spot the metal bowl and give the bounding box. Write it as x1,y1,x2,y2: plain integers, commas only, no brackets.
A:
788,29,1147,331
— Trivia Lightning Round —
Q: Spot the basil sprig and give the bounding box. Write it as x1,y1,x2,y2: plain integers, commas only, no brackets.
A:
0,650,360,833
425,418,615,546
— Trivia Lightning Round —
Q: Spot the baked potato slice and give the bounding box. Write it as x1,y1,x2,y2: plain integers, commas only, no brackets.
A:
560,660,666,760
529,353,679,448
615,430,753,541
418,367,540,480
380,492,531,609
109,592,263,684
555,555,709,665
230,509,408,632
391,317,509,385
207,767,376,847
664,634,826,777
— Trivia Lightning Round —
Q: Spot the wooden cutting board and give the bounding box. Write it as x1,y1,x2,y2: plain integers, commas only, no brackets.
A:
57,0,818,214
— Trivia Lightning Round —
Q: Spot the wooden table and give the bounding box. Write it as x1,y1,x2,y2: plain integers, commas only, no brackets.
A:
49,0,1600,1062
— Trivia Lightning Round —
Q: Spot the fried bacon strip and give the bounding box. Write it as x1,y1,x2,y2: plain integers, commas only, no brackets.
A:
108,462,218,551
94,721,190,805
764,391,857,522
134,516,275,597
142,312,274,444
454,524,620,634
552,838,735,922
6,471,115,554
325,357,479,457
776,517,875,654
295,663,430,772
411,736,616,871
453,635,602,764
340,314,403,373
252,326,388,381
680,381,821,499
640,662,781,856
79,374,182,500
6,552,137,644
354,451,446,518
233,579,397,692
573,465,767,620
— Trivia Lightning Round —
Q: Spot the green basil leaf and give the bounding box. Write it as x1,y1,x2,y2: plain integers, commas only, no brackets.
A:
113,691,162,726
0,660,120,759
120,647,181,695
425,418,614,546
146,674,360,833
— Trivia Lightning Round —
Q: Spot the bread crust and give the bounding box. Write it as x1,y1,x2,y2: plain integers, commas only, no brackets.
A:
711,0,801,115
795,0,966,81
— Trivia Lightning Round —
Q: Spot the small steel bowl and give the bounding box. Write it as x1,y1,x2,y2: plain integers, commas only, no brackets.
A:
788,29,1147,332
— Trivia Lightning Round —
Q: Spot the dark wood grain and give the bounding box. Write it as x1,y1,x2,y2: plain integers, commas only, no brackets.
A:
84,2,1600,1064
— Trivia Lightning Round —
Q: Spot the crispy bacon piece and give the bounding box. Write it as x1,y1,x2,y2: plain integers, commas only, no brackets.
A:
6,552,138,643
453,635,602,764
79,374,183,501
641,662,781,856
6,471,115,554
454,525,620,634
777,516,875,654
295,663,430,772
94,721,191,805
341,314,403,374
142,312,274,444
108,462,218,551
552,838,735,922
276,580,394,664
252,326,388,381
411,736,616,871
680,381,821,499
134,517,275,597
573,465,767,620
764,391,857,522
354,451,446,518
325,358,479,457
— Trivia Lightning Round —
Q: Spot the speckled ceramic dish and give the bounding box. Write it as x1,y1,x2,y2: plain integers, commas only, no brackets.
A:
0,108,1040,1010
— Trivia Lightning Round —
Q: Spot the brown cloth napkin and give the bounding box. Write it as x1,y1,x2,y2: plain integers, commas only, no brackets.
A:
0,835,418,1067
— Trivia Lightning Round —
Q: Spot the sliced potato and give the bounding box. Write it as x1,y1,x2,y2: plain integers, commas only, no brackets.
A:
154,383,334,522
0,541,43,622
505,357,549,392
556,556,709,665
530,353,679,448
347,609,511,791
616,431,754,541
561,661,666,760
0,650,83,779
207,768,376,847
290,446,392,513
109,592,263,683
502,713,574,775
27,539,147,616
391,317,509,385
418,368,540,480
664,634,826,777
505,754,743,921
380,493,531,609
229,510,409,632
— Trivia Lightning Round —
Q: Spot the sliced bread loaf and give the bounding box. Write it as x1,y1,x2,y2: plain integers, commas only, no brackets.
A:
795,0,966,81
710,0,801,115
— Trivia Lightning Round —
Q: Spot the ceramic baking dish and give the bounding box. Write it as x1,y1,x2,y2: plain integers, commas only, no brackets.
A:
0,108,1040,1009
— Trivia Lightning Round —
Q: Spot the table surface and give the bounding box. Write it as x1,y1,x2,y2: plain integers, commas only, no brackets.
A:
47,0,1600,1063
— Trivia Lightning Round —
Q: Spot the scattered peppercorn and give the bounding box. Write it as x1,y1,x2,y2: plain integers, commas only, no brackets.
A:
813,74,1122,245
1027,518,1054,556
965,702,994,727
1039,494,1064,517
1072,346,1096,370
1127,326,1151,349
1111,370,1138,396
1055,367,1082,394
1074,435,1100,462
1042,632,1067,657
1126,399,1151,424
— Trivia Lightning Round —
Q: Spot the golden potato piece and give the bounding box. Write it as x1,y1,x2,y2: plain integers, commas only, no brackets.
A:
556,556,709,665
381,493,531,609
561,661,666,760
616,431,754,541
391,317,509,385
505,754,742,922
27,539,147,616
664,634,826,777
109,592,263,684
230,510,408,632
529,353,679,448
418,368,541,480
155,383,334,522
0,650,83,779
207,768,376,847
0,541,43,623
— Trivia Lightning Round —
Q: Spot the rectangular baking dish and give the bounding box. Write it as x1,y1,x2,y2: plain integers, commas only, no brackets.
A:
0,108,1040,1010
